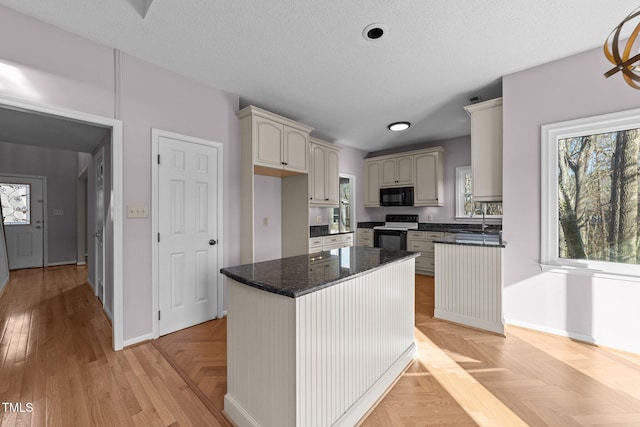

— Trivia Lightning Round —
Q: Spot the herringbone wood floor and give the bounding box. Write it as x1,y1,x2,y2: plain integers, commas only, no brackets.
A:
156,274,640,426
3,267,640,426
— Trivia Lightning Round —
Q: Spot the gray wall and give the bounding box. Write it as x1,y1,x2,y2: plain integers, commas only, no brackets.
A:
503,44,640,354
0,141,79,264
0,5,241,343
254,175,282,261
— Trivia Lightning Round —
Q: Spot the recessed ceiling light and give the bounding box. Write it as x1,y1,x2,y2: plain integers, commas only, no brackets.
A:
388,122,411,132
363,23,387,40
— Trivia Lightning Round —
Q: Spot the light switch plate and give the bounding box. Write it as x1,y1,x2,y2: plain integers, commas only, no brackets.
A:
127,205,149,218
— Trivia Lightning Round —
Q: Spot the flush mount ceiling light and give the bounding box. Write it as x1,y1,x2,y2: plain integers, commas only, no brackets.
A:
363,23,388,40
388,121,411,132
604,6,640,89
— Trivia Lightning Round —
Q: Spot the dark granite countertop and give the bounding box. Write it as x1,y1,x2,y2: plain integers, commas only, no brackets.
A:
356,222,501,233
220,247,419,298
434,233,506,248
417,223,502,233
356,222,384,229
309,225,355,238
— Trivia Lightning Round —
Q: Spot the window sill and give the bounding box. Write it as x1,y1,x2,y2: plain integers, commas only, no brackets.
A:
540,264,640,282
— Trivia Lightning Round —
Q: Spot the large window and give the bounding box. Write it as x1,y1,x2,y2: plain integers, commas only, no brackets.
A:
455,166,502,218
0,182,31,225
542,108,640,277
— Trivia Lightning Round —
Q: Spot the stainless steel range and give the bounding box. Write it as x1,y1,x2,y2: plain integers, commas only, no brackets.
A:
373,214,419,250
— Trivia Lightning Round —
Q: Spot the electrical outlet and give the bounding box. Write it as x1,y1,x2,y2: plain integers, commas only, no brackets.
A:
127,205,149,218
428,214,433,221
316,215,322,224
263,217,268,226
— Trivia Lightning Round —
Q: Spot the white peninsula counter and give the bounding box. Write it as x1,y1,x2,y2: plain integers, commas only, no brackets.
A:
434,233,506,335
220,247,418,427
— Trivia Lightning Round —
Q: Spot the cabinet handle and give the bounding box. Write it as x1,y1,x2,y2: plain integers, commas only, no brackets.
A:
325,198,329,201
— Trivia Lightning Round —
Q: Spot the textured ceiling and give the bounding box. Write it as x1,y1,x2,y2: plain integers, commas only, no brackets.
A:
0,0,638,152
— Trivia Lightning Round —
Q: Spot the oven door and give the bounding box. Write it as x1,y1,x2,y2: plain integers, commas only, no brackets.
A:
374,229,407,250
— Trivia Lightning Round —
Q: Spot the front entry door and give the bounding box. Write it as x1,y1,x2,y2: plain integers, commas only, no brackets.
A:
0,176,44,269
158,135,220,336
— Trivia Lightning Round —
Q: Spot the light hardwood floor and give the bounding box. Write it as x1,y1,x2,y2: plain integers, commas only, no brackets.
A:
2,267,640,426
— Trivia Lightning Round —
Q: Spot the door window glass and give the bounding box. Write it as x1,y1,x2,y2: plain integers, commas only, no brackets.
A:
0,183,31,225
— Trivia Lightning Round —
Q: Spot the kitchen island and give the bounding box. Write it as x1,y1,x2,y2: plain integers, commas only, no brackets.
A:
434,233,506,335
220,247,418,427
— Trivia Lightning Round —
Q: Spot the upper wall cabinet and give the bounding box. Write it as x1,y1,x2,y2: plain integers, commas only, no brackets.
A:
309,138,340,207
364,160,382,207
414,150,444,206
464,98,503,202
238,106,314,175
364,146,444,207
381,155,414,187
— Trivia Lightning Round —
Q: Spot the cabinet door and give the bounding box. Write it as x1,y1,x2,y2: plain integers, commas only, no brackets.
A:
254,119,284,168
325,148,339,206
364,160,381,207
283,126,308,172
310,144,326,203
381,158,398,186
396,156,414,185
414,152,442,206
470,102,502,201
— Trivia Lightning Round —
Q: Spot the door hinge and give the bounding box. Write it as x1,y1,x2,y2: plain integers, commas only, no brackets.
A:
158,310,161,320
157,233,160,242
157,154,160,164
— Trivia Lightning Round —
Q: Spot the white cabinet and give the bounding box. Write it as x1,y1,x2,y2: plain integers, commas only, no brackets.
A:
237,105,314,263
407,231,445,275
464,97,503,202
309,138,340,207
364,147,444,208
356,228,374,247
309,233,354,253
364,160,381,207
240,106,313,175
381,155,414,186
414,150,444,206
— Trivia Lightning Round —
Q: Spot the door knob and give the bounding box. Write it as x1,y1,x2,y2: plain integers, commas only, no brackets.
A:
209,239,217,246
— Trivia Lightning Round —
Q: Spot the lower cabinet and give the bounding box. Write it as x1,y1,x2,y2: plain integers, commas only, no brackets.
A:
356,228,374,247
407,231,448,275
309,233,354,253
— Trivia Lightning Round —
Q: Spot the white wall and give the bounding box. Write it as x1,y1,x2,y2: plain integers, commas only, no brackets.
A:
0,5,241,343
503,45,640,354
0,142,80,264
254,175,282,261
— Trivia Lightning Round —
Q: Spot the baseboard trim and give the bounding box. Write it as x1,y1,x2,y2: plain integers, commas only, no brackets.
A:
86,277,95,293
76,261,87,266
435,309,505,335
123,333,154,348
104,305,113,322
47,260,77,267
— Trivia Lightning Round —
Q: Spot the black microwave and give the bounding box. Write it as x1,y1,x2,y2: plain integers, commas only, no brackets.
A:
380,186,414,206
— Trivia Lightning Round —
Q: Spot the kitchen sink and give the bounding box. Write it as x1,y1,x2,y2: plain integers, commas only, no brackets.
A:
453,233,502,245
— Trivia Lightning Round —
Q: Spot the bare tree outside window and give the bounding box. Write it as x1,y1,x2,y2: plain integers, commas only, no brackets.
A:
558,129,640,265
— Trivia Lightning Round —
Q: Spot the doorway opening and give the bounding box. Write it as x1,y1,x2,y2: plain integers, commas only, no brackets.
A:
0,96,124,350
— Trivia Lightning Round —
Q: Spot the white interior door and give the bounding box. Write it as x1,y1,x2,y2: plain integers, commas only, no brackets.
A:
158,135,220,336
0,175,44,270
94,148,105,303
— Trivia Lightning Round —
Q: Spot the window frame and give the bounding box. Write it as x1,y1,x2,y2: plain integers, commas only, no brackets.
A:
541,107,640,279
455,166,502,219
0,182,32,226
